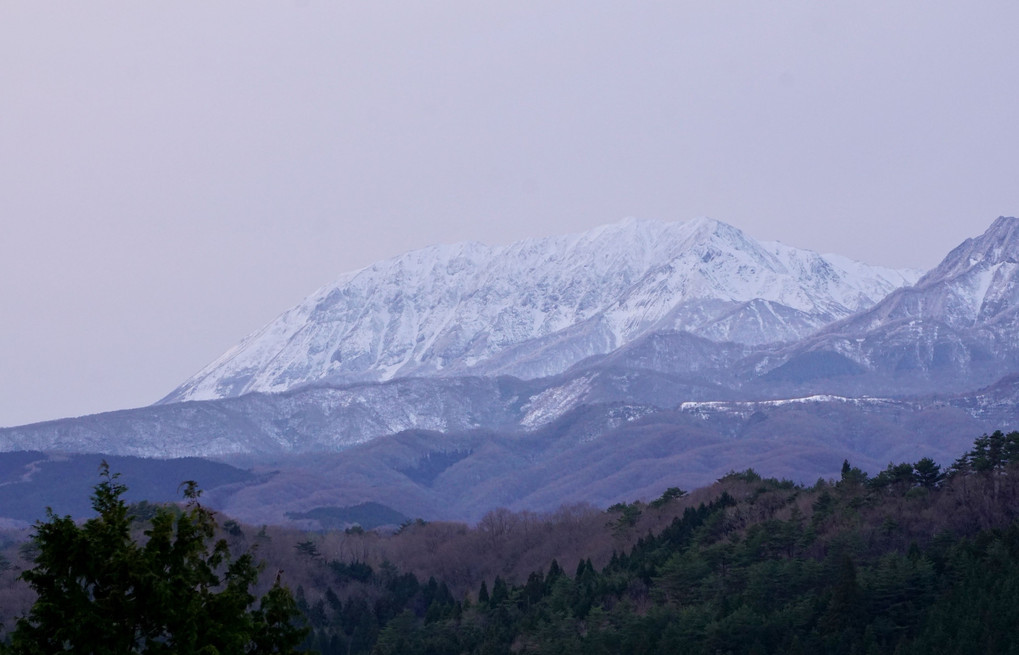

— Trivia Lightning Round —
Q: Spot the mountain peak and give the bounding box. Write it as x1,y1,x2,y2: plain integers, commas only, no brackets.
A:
921,216,1019,286
682,216,741,241
990,215,1019,230
161,217,920,404
683,215,723,231
984,216,1019,259
796,216,1019,389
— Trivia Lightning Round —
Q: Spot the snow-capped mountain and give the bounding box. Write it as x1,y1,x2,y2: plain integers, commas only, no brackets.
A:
754,216,1019,393
4,217,1019,526
837,216,1018,333
162,217,920,403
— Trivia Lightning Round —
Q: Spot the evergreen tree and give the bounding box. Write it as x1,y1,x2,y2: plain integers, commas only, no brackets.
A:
8,464,308,654
912,457,943,489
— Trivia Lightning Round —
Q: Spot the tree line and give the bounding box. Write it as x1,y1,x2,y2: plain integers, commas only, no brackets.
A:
2,431,1019,653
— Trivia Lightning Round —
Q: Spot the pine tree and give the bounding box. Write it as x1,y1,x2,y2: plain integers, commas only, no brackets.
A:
8,463,308,654
913,457,943,489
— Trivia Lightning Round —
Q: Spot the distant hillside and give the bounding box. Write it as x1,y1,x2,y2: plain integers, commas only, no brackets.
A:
5,431,1019,654
0,453,254,523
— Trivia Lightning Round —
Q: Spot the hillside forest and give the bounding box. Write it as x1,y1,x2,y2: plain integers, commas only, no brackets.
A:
1,431,1019,653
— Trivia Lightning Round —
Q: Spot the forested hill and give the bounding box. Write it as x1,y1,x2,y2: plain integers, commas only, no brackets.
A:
3,431,1019,654
292,431,1019,654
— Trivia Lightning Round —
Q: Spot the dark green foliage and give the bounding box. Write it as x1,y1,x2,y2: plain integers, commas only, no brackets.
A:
907,525,1019,654
329,560,373,584
649,486,686,508
870,461,916,494
17,432,1010,654
607,502,642,532
840,459,869,486
287,431,1019,654
950,430,1019,475
252,583,309,654
6,464,307,654
223,519,244,537
912,457,943,489
295,540,321,559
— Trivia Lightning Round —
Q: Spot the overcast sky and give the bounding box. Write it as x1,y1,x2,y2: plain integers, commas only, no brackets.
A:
2,2,1017,427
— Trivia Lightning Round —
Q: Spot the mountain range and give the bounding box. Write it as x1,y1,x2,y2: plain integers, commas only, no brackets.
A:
1,216,1016,525
161,217,919,403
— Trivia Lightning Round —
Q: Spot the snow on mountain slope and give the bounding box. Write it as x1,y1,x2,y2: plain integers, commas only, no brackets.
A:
1,376,530,458
826,217,1019,335
162,217,921,403
753,216,1019,392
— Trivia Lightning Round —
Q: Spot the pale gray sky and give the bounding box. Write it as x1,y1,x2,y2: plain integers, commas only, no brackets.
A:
2,2,1017,426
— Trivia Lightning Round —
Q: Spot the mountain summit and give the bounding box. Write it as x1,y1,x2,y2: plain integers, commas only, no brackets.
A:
161,217,920,404
924,216,1019,287
3,216,1016,520
759,217,1019,393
